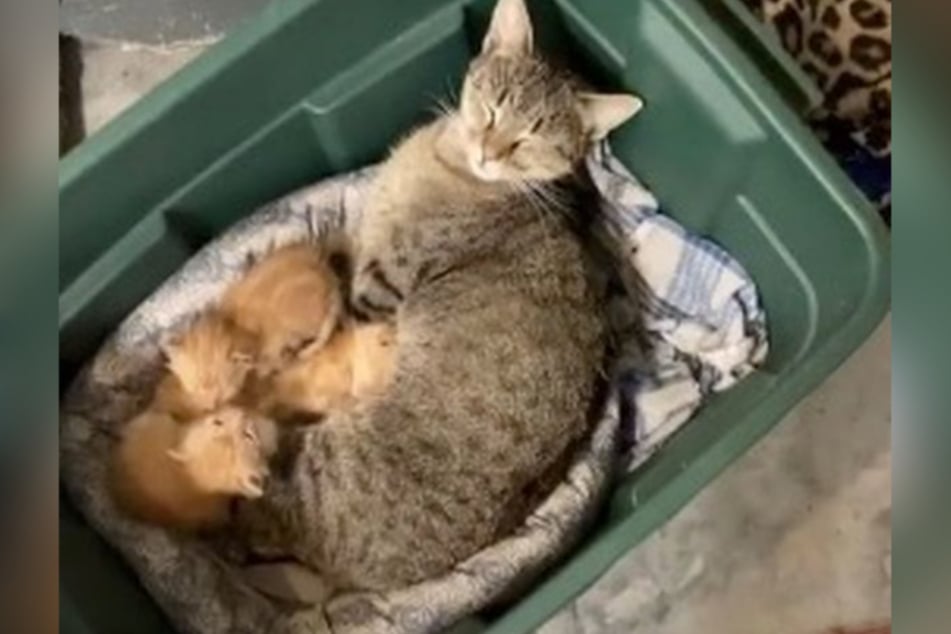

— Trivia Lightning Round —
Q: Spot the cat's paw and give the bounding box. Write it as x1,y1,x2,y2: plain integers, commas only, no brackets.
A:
350,258,404,321
283,608,332,634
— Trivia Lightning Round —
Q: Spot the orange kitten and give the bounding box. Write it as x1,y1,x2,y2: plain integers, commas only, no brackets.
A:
111,406,275,531
154,242,342,417
262,322,397,419
220,242,343,375
152,312,257,419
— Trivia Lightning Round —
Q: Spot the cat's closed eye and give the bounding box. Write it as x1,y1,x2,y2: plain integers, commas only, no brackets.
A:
483,103,497,130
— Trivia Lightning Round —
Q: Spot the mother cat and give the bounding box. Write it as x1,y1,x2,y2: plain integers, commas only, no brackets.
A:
241,0,641,591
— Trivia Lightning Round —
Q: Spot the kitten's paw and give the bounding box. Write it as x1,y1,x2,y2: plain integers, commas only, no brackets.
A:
254,416,279,458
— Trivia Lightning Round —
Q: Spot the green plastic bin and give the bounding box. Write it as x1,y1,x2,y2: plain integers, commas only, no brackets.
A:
59,0,890,631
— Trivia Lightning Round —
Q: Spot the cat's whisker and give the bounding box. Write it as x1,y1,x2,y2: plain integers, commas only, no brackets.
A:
425,88,459,119
442,77,460,106
521,181,555,218
427,98,454,118
528,181,572,216
511,180,558,245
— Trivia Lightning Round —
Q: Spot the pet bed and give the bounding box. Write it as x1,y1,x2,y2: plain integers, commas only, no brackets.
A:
60,142,767,633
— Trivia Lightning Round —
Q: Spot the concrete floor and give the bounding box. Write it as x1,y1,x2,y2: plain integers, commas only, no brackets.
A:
61,0,268,44
78,39,208,133
540,318,891,634
74,39,892,634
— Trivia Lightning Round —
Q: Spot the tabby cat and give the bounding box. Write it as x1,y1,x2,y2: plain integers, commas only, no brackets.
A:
236,0,640,591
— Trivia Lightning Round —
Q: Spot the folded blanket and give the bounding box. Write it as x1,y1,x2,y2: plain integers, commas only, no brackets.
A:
60,142,766,634
587,145,768,469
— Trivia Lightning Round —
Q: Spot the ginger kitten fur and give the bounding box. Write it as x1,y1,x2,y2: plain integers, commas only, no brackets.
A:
111,407,275,530
153,312,256,418
262,322,397,418
154,241,345,419
220,242,343,373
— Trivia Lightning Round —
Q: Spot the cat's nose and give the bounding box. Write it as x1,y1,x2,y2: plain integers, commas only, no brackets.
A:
485,143,504,162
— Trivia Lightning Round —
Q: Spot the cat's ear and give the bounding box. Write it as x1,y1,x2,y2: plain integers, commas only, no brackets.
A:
576,92,643,141
482,0,534,56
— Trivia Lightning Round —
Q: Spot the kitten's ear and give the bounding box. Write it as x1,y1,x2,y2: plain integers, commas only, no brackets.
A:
577,92,643,141
166,448,187,463
160,338,180,366
240,474,265,499
482,0,534,56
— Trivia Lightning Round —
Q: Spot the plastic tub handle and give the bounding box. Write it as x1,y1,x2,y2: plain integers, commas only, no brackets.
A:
708,0,824,112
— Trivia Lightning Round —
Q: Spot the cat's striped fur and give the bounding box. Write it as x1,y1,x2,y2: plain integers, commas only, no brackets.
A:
234,0,640,591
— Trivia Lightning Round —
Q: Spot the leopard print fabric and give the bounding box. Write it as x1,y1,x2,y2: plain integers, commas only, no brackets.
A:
745,0,891,156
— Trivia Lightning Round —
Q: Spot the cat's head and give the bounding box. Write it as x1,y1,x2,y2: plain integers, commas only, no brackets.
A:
167,406,273,498
445,0,642,182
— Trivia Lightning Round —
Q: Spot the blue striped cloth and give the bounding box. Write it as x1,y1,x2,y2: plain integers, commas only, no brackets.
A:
586,143,768,468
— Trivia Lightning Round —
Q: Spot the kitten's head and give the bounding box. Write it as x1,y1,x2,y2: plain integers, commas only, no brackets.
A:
167,406,272,498
447,0,642,182
162,312,256,412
